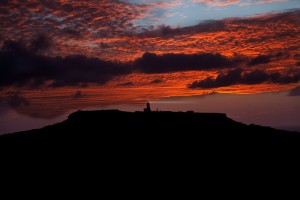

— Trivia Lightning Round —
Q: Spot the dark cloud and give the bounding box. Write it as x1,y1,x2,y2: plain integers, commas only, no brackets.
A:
242,69,269,84
119,82,133,86
72,91,87,100
0,39,132,88
0,92,31,107
159,25,181,36
294,54,300,59
30,34,51,53
288,86,300,96
271,73,300,84
274,52,290,59
2,35,51,54
248,52,289,66
248,55,272,66
188,68,243,89
150,79,163,84
135,52,243,73
188,68,300,89
194,20,226,33
2,40,28,54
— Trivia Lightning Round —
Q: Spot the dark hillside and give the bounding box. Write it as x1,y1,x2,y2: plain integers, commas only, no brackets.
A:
1,110,299,197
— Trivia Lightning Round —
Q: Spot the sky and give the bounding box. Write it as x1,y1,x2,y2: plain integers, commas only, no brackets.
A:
0,0,300,133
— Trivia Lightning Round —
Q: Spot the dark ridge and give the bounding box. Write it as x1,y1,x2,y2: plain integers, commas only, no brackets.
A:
1,110,300,197
1,109,299,147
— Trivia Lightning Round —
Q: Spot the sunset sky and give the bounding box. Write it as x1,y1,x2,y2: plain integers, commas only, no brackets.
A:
1,0,300,133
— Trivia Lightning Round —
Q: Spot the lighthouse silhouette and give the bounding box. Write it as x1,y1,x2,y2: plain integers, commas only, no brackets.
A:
144,102,152,112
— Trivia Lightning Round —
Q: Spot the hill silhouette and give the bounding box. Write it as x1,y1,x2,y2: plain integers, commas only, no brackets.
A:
1,109,300,148
1,109,300,197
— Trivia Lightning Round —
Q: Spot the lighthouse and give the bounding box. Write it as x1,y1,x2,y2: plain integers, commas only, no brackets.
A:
144,102,152,112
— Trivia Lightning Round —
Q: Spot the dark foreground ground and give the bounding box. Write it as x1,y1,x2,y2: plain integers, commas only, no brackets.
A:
2,110,300,147
1,110,299,197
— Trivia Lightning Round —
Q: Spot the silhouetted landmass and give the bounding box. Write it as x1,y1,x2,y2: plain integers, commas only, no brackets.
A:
1,110,300,197
2,109,299,145
2,109,300,154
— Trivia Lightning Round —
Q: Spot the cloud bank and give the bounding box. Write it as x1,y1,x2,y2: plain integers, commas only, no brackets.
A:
0,39,131,88
188,68,300,88
0,37,298,89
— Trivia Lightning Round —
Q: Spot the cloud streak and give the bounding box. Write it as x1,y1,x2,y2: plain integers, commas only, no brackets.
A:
188,68,300,88
0,39,131,88
135,52,244,73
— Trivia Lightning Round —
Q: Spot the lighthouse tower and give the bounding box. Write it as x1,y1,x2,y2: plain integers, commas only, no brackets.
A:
144,102,152,112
